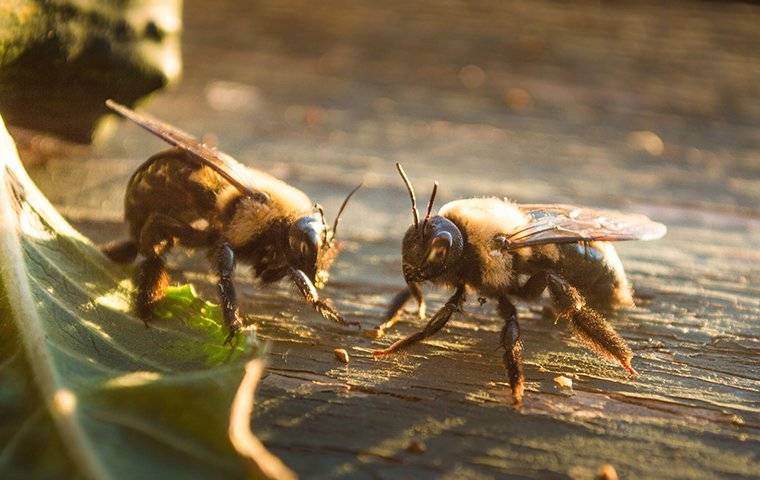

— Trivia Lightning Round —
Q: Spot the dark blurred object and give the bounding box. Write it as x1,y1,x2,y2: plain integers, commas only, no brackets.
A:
0,0,182,143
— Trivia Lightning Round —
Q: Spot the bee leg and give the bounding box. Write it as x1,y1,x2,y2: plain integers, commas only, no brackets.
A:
372,288,410,335
372,285,465,358
101,239,138,264
521,272,636,375
215,242,243,344
513,271,551,300
134,216,175,323
497,298,524,405
134,214,210,323
289,268,360,328
135,255,169,325
373,283,426,336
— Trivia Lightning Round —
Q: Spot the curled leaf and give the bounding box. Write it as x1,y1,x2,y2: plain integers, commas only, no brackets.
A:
229,360,297,480
0,115,291,479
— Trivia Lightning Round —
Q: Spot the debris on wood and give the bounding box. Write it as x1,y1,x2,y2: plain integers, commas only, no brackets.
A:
730,415,745,426
365,328,385,339
596,464,619,480
554,375,573,389
334,348,350,364
406,439,426,454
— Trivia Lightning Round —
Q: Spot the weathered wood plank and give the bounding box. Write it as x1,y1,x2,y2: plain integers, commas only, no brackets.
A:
25,0,760,478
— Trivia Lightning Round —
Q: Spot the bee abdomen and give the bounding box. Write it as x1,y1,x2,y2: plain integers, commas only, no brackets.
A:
124,149,227,240
555,242,633,309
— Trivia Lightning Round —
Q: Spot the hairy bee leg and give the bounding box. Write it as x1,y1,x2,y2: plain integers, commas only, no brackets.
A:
215,242,243,344
518,272,636,375
497,298,525,405
101,240,138,264
512,271,551,300
377,288,412,331
135,255,169,324
374,283,426,332
369,288,411,338
546,272,635,374
133,213,210,321
372,285,465,358
289,268,359,328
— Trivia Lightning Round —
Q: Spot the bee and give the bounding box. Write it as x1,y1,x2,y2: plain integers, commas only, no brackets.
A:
372,163,666,405
101,100,361,342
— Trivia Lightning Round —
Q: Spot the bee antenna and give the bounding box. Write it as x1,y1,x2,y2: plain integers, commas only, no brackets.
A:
422,181,438,230
332,182,363,239
396,163,419,229
315,203,327,227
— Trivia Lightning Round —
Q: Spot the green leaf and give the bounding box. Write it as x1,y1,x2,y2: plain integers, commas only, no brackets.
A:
0,115,285,479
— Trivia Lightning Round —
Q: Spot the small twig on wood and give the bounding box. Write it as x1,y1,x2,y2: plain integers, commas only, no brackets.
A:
229,359,297,480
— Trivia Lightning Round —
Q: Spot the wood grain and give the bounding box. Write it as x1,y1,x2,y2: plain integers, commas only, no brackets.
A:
26,1,760,478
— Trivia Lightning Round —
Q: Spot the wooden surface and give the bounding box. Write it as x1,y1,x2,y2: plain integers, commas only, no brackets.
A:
24,1,760,478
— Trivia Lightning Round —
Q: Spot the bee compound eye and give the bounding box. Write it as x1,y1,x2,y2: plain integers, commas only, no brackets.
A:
425,232,452,265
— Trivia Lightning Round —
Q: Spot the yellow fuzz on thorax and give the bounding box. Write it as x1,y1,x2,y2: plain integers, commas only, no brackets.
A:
219,166,314,248
225,196,286,248
439,197,528,291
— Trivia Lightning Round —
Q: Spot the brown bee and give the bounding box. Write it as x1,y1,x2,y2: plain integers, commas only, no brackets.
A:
373,163,666,405
101,100,361,342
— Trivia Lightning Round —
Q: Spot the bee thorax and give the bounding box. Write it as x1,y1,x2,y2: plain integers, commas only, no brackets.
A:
225,196,281,248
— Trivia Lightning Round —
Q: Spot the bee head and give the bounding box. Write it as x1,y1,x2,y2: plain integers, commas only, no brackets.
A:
286,184,362,288
402,216,463,283
287,212,327,286
395,163,463,283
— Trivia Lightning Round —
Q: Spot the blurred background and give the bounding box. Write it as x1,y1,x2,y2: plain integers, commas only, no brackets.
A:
3,1,759,478
16,0,760,237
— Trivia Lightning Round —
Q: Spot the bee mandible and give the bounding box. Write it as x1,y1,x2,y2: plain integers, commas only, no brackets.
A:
101,100,361,342
373,163,666,405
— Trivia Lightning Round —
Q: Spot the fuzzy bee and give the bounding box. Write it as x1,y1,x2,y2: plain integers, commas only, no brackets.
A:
372,164,666,405
101,100,361,342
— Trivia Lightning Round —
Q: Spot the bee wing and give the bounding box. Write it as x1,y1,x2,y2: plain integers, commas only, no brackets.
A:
106,100,255,195
505,204,667,249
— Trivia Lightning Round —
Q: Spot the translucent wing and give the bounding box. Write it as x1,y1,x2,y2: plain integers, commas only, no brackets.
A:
106,99,255,195
504,204,667,250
